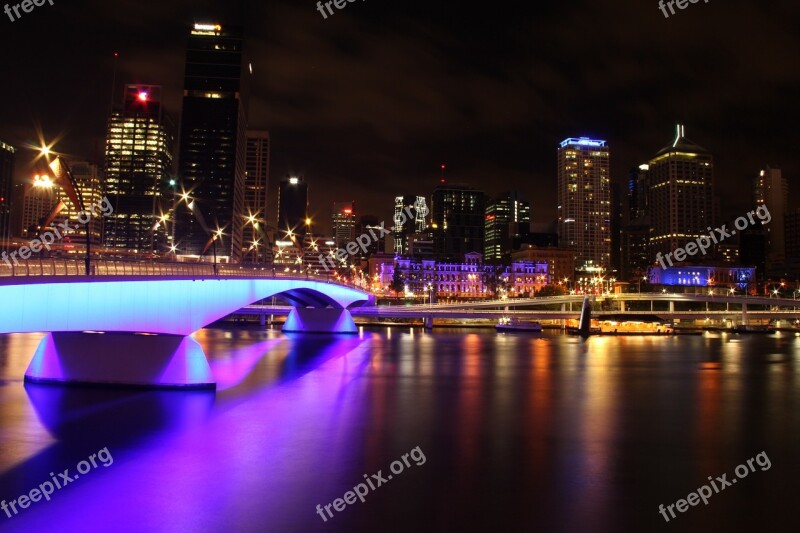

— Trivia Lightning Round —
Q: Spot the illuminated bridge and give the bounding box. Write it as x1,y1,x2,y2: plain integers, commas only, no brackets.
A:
0,259,371,389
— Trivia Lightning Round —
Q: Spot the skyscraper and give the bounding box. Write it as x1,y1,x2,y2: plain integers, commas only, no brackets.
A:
0,140,14,251
393,195,428,254
557,137,611,273
753,166,787,275
431,184,485,260
484,191,531,261
177,23,247,262
103,84,175,253
647,125,715,260
277,176,308,239
243,130,270,261
332,201,356,249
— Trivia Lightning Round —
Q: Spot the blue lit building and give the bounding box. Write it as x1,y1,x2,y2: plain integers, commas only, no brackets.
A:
648,265,755,291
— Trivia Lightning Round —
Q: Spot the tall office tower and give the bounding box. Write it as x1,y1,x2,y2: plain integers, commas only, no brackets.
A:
393,195,428,254
103,84,175,253
332,201,356,249
557,137,611,274
484,191,531,261
50,160,104,246
355,214,386,256
784,210,800,280
431,184,485,260
177,23,247,262
647,125,715,262
277,176,309,239
243,130,270,261
753,166,788,275
0,140,14,250
610,183,623,276
627,164,650,222
20,178,58,238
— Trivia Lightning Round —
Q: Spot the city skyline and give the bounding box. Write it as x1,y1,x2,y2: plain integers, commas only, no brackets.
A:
0,0,797,234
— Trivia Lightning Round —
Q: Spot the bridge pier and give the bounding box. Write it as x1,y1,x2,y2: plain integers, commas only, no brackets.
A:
25,332,215,389
742,303,748,326
281,307,357,334
424,316,433,330
259,314,266,328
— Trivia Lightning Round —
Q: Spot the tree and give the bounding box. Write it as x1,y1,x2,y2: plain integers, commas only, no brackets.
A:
536,285,567,297
390,267,405,296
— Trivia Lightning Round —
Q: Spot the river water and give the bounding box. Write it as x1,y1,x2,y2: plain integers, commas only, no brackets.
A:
1,328,799,532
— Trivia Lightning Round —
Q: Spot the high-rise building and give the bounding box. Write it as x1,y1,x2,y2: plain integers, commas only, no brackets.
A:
243,130,270,261
277,176,308,239
51,160,104,246
753,166,788,276
20,179,57,238
784,210,800,280
177,23,247,262
484,191,531,261
103,84,175,253
431,184,485,260
332,201,356,249
393,195,428,254
647,125,715,261
557,137,611,274
0,140,14,250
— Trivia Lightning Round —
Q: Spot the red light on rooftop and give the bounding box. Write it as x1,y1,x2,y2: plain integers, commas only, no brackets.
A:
441,164,446,169
138,91,148,102
343,209,352,214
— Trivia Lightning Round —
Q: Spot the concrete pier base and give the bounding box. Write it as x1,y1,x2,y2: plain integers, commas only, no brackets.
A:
24,332,215,389
281,307,357,334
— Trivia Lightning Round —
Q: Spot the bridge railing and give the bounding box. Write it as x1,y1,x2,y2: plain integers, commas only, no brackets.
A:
0,258,361,287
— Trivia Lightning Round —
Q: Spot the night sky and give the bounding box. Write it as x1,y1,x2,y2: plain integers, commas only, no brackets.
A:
1,0,798,233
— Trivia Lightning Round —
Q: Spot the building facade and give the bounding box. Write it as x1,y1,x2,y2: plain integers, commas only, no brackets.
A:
177,23,247,262
277,176,308,239
431,184,485,260
557,137,611,274
0,141,14,250
243,130,270,261
103,84,175,253
393,195,428,254
647,125,716,261
484,191,531,261
332,201,356,249
753,166,788,276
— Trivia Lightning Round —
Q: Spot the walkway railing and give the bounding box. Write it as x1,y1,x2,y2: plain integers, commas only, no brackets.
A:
0,258,362,287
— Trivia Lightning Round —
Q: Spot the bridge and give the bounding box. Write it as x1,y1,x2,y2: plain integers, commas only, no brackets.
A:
242,292,800,327
1,259,371,389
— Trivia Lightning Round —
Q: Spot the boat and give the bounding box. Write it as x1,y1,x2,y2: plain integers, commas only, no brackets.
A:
496,317,542,332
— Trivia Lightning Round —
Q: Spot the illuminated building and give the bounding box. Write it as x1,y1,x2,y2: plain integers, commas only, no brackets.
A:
386,252,549,298
54,161,104,246
785,210,800,279
484,191,531,261
177,23,247,262
647,125,716,260
103,84,175,253
431,184,485,260
753,166,787,276
512,244,575,284
332,201,356,249
393,195,428,254
20,179,57,238
243,131,270,262
557,137,611,274
0,140,14,248
648,265,755,291
277,176,308,238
